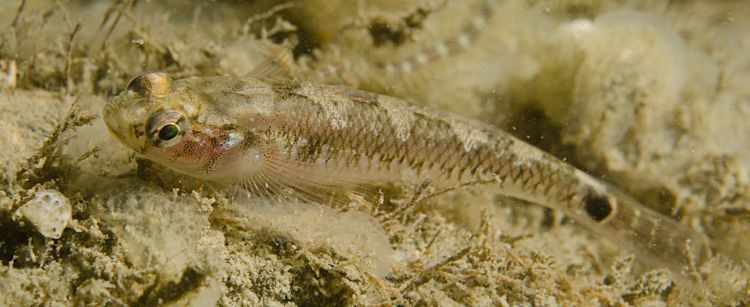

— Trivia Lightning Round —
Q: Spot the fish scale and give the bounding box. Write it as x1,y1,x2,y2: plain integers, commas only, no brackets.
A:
104,72,710,284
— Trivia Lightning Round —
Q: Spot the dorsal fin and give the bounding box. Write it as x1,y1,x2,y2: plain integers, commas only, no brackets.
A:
248,42,296,79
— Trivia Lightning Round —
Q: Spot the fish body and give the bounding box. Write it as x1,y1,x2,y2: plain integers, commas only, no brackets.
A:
104,72,709,277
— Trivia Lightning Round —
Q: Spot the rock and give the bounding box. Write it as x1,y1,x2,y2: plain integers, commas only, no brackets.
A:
16,189,72,239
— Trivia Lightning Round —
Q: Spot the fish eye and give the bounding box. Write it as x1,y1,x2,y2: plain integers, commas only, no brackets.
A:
158,123,180,141
146,109,189,148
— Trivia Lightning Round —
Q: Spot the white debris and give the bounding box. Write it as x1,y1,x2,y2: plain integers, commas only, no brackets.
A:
16,189,72,239
0,59,17,90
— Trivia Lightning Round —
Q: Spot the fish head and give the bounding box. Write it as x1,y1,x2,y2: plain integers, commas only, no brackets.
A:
104,71,200,155
104,72,271,182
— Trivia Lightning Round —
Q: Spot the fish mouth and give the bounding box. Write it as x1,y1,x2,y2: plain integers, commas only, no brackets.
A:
102,92,147,152
102,95,121,134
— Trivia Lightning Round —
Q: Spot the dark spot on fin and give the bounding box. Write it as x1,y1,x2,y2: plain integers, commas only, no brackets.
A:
584,193,613,222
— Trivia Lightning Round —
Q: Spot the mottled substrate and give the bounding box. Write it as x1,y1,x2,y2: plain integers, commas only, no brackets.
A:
0,0,748,306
